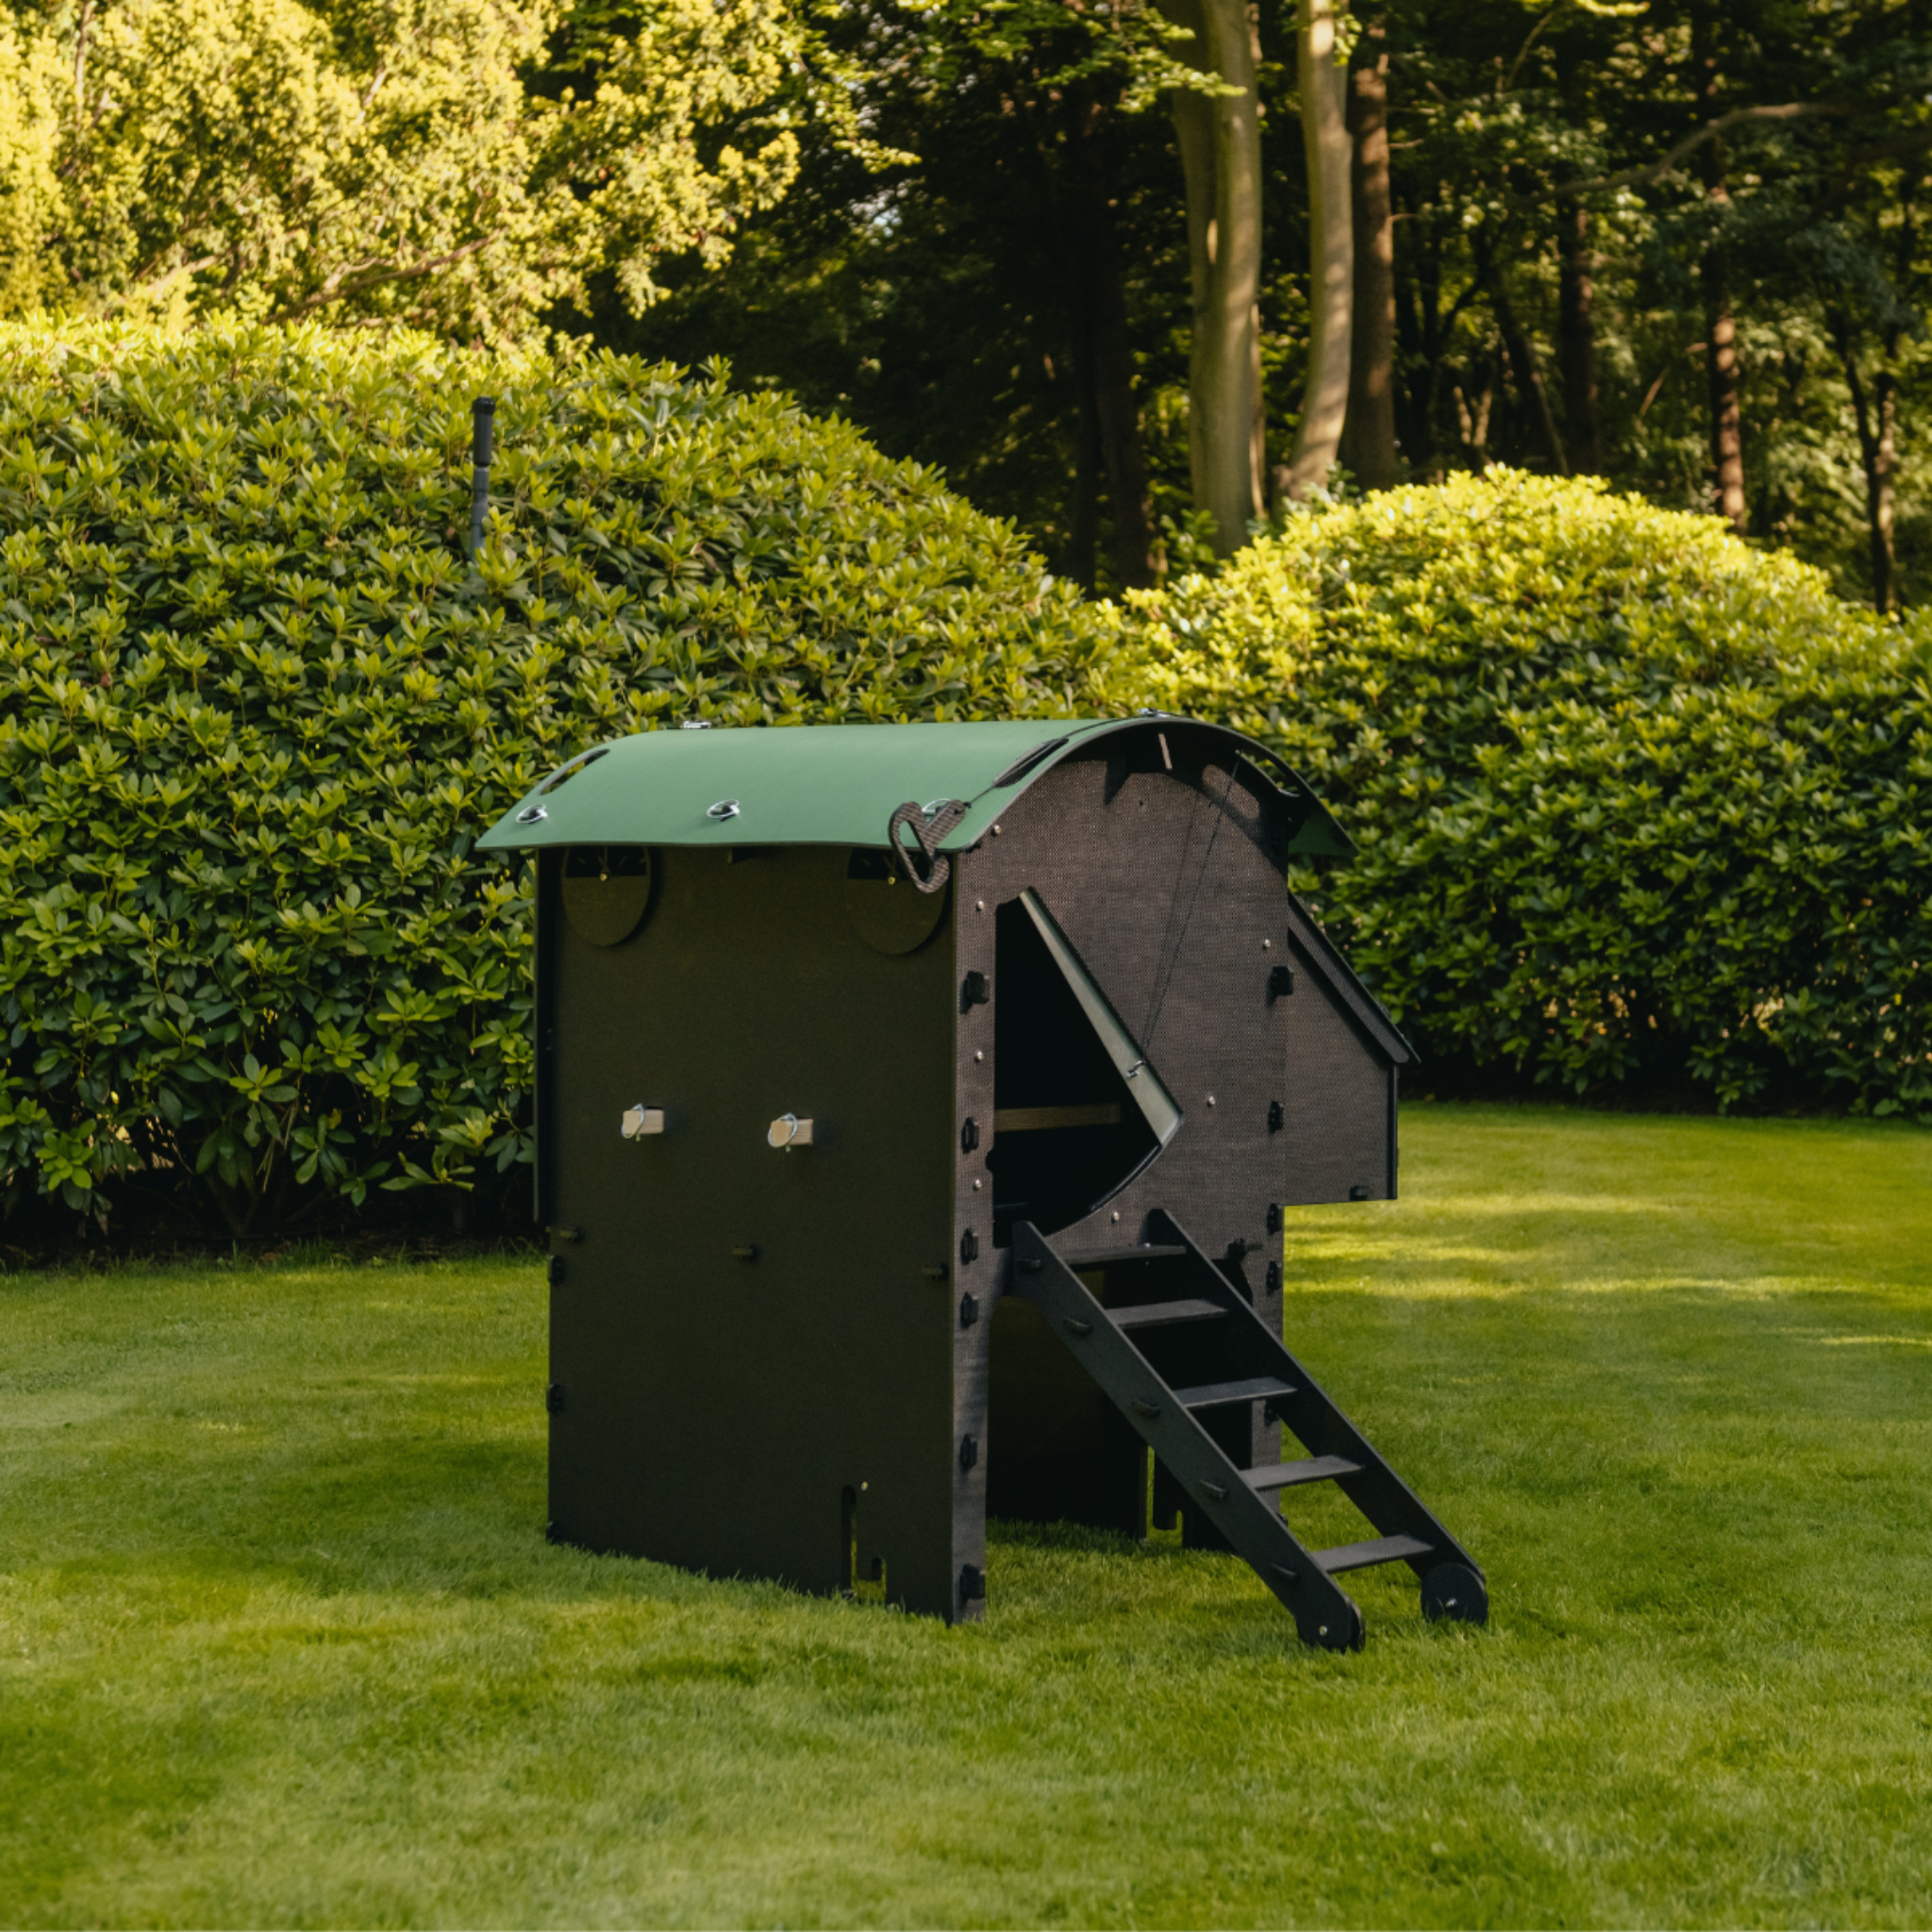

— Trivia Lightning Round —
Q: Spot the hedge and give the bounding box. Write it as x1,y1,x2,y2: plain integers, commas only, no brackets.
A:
0,320,1117,1237
1129,470,1932,1117
8,328,1927,1246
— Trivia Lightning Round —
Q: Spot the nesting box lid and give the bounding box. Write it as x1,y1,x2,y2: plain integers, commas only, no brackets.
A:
475,718,1354,859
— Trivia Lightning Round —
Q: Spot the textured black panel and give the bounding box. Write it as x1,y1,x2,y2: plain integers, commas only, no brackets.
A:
542,843,963,1618
1274,948,1397,1206
957,724,1396,1534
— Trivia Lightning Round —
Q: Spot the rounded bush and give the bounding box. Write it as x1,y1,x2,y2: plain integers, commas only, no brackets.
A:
1129,470,1932,1116
0,320,1116,1236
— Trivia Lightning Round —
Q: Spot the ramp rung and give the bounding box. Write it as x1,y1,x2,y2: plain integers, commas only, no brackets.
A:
1109,1298,1227,1331
1245,1455,1361,1491
1057,1244,1188,1269
1313,1534,1433,1574
1173,1375,1295,1409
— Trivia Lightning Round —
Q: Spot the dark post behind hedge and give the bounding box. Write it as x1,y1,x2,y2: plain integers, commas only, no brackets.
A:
469,396,496,559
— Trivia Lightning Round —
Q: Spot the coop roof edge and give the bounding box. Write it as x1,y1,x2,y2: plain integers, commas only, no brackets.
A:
475,717,1357,862
1282,893,1415,1066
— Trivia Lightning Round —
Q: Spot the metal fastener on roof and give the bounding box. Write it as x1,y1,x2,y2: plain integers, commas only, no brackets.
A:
516,805,547,824
706,799,741,821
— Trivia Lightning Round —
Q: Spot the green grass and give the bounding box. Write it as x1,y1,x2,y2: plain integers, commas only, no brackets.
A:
4,1105,1932,1929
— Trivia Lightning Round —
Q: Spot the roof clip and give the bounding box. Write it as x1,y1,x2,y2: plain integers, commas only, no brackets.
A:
888,797,969,895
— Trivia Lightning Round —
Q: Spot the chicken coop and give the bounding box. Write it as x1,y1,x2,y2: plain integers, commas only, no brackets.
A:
475,716,1486,1651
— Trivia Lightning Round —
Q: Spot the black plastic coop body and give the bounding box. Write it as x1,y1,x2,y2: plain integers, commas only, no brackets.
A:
476,717,1486,1652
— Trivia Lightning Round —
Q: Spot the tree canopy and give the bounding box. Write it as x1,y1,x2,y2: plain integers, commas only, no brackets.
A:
0,0,829,341
2,0,1927,608
621,0,1931,611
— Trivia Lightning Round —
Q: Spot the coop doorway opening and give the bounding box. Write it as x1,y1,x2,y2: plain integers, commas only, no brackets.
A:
990,889,1182,1244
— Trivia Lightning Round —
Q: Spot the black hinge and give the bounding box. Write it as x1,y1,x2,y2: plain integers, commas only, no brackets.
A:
960,970,991,1010
959,1564,986,1604
960,1116,980,1153
1266,1202,1282,1234
546,1254,566,1287
1266,1260,1282,1293
1267,1099,1285,1133
544,1381,567,1414
959,1228,979,1264
1268,964,1296,1000
958,1291,979,1329
958,1433,979,1472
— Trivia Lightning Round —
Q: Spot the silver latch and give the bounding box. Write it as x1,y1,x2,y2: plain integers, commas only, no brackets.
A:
767,1113,814,1149
621,1105,665,1140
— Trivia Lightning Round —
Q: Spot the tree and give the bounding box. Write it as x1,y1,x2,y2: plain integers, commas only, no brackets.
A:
0,0,827,341
1339,19,1396,491
621,0,1932,607
1283,0,1351,500
1157,0,1263,549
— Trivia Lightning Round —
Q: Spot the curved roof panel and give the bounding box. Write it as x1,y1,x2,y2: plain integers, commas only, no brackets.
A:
475,717,1354,860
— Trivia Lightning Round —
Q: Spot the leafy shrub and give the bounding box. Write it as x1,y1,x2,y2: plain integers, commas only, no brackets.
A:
1128,470,1932,1117
0,319,1116,1236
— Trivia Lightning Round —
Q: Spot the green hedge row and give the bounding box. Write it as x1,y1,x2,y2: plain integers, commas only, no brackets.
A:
5,325,1925,1241
1131,470,1932,1117
0,321,1116,1235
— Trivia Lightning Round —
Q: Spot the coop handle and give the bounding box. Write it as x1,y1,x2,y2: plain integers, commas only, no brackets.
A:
887,798,969,894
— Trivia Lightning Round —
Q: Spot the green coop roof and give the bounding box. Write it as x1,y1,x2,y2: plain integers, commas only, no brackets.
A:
475,718,1354,859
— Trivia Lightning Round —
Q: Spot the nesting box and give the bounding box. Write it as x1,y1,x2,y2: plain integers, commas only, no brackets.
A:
477,717,1484,1650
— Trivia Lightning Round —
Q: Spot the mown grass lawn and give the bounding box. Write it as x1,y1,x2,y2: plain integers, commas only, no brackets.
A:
3,1104,1930,1930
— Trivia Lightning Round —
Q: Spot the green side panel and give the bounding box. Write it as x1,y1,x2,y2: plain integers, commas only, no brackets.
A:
476,720,1117,857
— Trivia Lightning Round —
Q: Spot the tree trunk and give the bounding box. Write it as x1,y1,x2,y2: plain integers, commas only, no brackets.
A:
1693,8,1747,532
1159,0,1264,554
1703,241,1747,532
1866,358,1898,613
1486,256,1567,472
1394,198,1480,481
1557,203,1602,473
1032,77,1157,590
1068,86,1157,587
1064,335,1101,590
1282,0,1353,503
1833,317,1897,612
1340,29,1397,490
